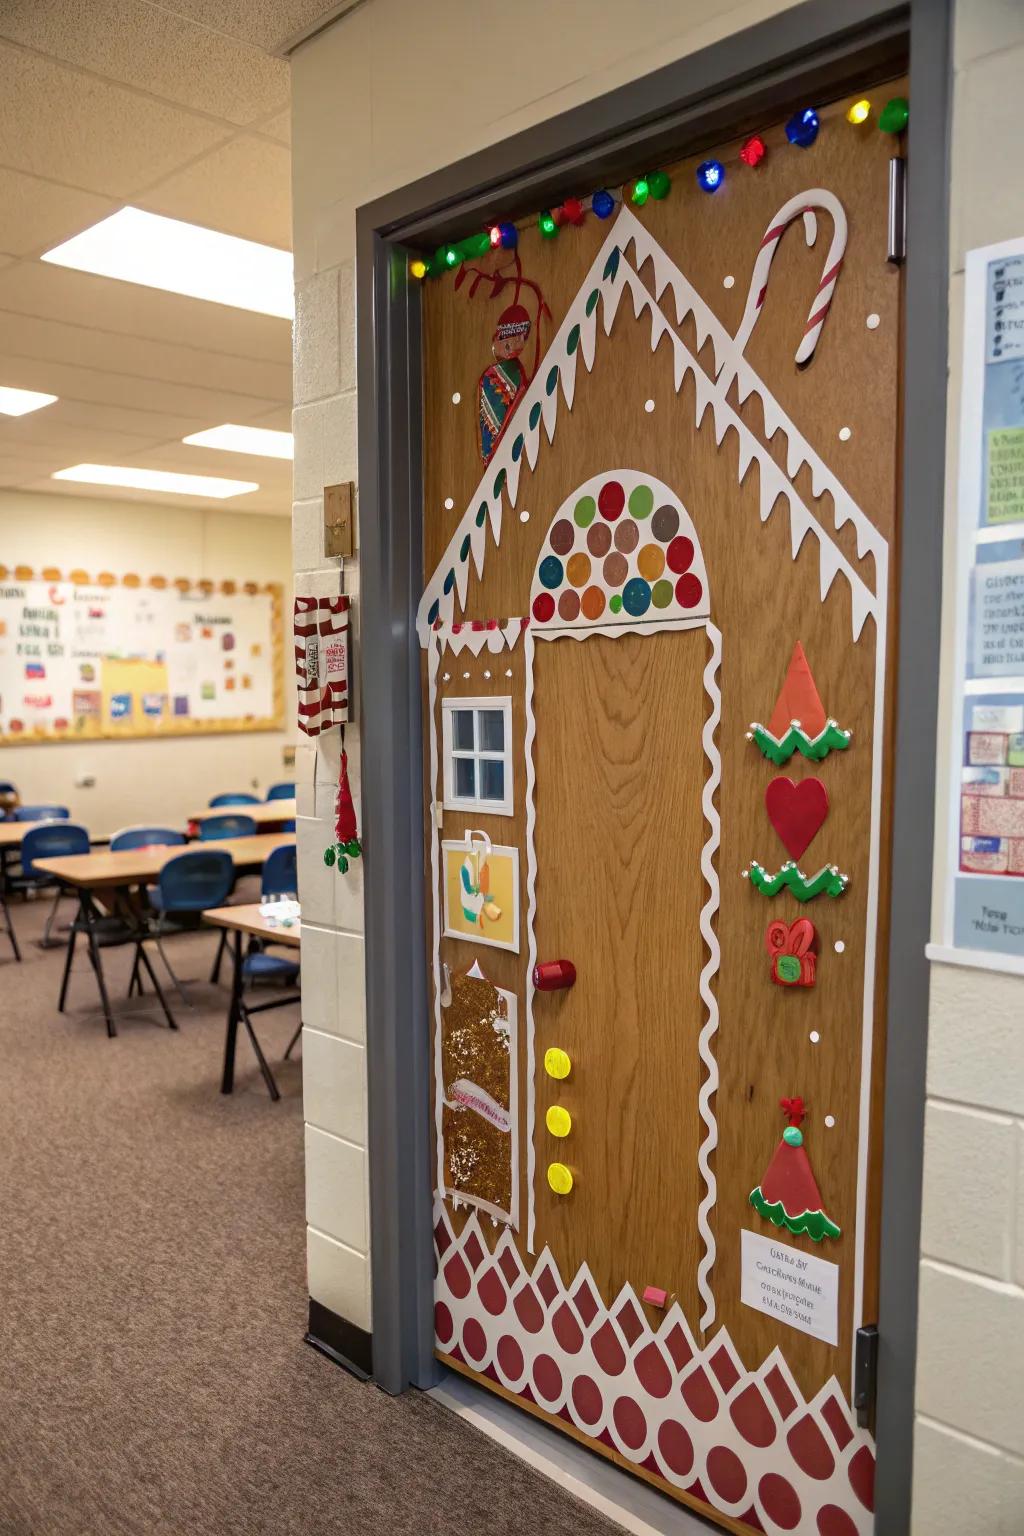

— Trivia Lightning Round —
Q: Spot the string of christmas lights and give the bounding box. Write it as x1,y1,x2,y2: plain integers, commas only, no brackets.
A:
408,93,908,281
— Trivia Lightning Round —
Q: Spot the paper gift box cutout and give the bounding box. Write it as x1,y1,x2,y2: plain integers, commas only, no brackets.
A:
765,918,817,987
294,595,350,736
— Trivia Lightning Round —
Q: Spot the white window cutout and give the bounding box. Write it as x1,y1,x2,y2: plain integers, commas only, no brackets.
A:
442,696,514,816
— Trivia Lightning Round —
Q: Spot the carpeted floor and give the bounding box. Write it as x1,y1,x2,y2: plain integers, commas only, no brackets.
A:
0,883,621,1536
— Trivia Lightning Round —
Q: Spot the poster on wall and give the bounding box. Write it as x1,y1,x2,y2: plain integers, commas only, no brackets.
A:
938,236,1024,968
0,569,283,744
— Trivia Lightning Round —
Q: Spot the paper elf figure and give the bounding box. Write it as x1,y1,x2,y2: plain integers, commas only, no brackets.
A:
459,830,502,930
323,748,362,873
749,1096,841,1243
458,251,548,465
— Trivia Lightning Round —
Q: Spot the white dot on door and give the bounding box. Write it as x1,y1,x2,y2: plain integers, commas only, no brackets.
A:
451,391,461,404
723,275,735,289
834,939,845,953
644,399,655,414
866,314,880,330
809,1030,820,1044
825,1114,836,1128
444,497,454,509
520,510,530,522
838,427,852,442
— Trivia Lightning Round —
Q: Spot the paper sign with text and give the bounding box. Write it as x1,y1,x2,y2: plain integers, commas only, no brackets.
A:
740,1229,839,1346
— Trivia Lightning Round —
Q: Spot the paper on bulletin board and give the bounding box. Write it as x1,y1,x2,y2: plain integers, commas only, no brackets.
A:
942,236,1024,969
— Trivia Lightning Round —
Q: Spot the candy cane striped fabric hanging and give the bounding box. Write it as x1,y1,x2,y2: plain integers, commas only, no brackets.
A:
734,188,849,367
294,595,350,735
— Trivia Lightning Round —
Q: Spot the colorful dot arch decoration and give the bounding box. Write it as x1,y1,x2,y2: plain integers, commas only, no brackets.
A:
528,470,710,630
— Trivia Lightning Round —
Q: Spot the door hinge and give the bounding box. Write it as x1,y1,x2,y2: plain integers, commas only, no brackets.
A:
887,157,906,265
854,1324,879,1429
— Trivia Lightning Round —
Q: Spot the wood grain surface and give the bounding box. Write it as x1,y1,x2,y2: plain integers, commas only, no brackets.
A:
421,75,906,1439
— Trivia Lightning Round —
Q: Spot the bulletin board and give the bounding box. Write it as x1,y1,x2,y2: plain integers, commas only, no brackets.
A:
0,566,284,743
935,235,1024,970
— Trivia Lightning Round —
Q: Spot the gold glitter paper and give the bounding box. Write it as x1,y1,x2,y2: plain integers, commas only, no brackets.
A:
442,971,512,1214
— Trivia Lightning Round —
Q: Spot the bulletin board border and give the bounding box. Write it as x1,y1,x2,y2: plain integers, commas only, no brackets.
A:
0,566,285,745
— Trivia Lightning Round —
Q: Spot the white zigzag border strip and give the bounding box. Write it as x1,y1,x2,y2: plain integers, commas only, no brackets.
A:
696,622,723,1331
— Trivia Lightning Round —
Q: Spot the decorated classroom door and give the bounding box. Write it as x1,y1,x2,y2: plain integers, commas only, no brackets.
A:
418,82,905,1536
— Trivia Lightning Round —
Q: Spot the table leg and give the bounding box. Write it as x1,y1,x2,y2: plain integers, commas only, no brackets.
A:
82,890,116,1038
220,929,243,1094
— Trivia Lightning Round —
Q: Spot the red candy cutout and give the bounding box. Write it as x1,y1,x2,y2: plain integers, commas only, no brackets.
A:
676,573,703,609
667,535,694,573
598,480,625,519
532,592,555,622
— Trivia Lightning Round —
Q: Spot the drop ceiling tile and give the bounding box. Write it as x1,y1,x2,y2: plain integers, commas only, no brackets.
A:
0,410,162,457
138,134,291,249
0,311,291,401
31,397,212,443
0,42,230,195
130,438,294,489
0,352,280,424
246,404,294,432
0,0,289,126
0,171,116,259
0,262,292,364
258,109,291,145
154,1,353,54
26,473,290,515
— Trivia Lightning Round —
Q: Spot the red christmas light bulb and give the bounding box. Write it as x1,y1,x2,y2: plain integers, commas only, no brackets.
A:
739,134,767,168
488,224,502,247
561,197,585,226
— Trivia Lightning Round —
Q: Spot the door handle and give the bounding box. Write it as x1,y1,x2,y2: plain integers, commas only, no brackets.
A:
533,960,576,991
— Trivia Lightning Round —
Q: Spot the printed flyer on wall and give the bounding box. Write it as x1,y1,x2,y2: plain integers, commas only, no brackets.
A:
946,237,1024,965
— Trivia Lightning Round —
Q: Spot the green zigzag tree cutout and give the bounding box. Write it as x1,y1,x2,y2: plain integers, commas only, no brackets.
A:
743,860,848,901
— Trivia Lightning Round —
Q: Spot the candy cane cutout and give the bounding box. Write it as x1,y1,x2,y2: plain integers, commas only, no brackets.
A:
733,188,848,367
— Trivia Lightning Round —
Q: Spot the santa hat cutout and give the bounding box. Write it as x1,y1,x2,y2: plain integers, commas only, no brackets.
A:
749,1096,840,1243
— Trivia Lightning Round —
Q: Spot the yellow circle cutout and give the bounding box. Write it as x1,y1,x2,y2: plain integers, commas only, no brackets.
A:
544,1047,571,1080
546,1104,572,1138
547,1161,574,1195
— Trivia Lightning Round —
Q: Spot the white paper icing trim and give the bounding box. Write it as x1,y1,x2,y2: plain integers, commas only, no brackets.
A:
696,621,723,1331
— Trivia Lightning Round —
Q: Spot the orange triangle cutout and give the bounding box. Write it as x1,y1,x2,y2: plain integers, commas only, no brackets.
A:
767,642,827,739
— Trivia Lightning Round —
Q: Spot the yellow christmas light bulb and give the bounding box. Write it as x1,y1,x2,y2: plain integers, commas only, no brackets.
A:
847,99,871,125
409,258,427,280
547,1161,574,1195
544,1046,571,1080
546,1105,572,1138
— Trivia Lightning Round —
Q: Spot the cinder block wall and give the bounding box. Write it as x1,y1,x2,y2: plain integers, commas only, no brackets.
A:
913,6,1024,1529
290,1,1024,1518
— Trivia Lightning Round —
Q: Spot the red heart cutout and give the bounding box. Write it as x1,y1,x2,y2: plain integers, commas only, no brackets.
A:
764,776,829,861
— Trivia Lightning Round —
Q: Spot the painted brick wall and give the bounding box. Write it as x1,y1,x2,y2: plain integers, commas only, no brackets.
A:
290,3,1024,1521
914,5,1024,1527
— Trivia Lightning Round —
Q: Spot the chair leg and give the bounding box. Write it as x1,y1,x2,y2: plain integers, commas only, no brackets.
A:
136,942,178,1031
41,885,64,948
154,929,191,1007
1,894,20,963
127,948,142,998
241,1006,280,1100
209,929,229,985
283,1020,303,1060
58,924,78,1011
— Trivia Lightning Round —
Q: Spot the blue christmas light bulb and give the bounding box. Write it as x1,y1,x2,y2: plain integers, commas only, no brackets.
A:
591,189,615,219
786,107,820,147
696,160,724,193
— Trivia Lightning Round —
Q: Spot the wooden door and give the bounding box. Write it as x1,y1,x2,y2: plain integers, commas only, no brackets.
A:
419,78,904,1536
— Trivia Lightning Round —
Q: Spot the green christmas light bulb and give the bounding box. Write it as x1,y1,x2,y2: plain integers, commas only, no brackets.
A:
631,178,650,207
539,212,558,239
648,169,671,200
878,96,909,134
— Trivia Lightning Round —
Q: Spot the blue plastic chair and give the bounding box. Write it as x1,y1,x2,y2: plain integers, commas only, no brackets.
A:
148,848,235,1004
110,826,186,852
14,804,69,821
279,819,296,833
199,813,257,841
208,793,259,807
0,780,18,822
19,822,90,946
265,782,295,801
261,843,297,897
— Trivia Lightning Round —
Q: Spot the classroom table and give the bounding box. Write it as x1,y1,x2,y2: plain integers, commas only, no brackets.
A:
32,835,295,1036
188,799,296,830
203,903,300,1100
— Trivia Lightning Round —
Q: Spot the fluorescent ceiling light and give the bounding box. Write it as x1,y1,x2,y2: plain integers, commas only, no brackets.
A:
182,423,294,460
0,386,58,417
52,464,258,499
41,207,293,320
